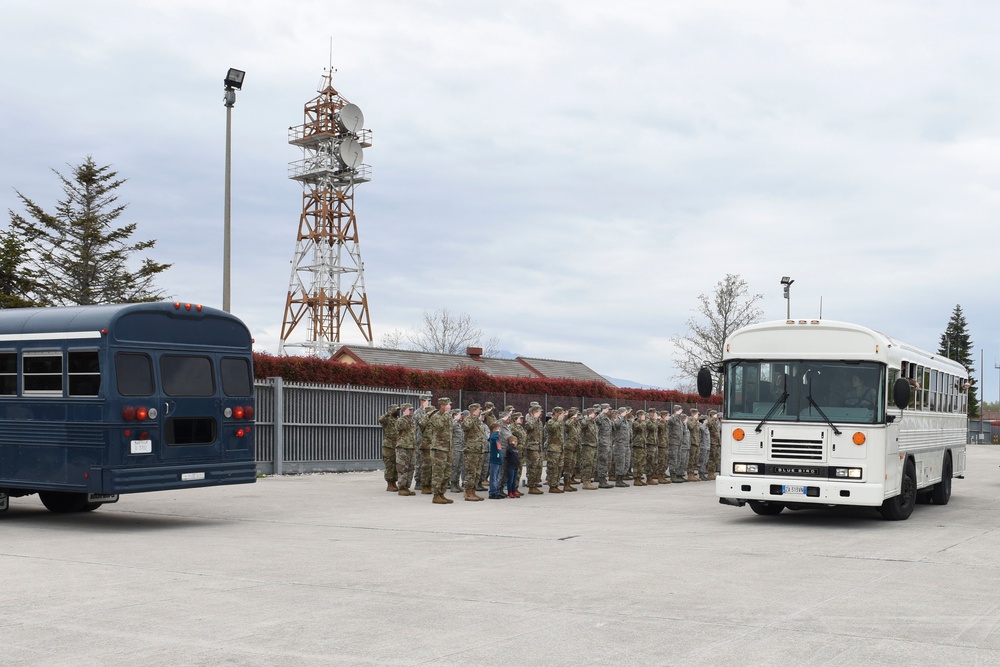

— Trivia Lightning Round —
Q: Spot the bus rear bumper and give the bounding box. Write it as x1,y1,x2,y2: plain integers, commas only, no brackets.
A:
716,474,886,507
99,461,258,494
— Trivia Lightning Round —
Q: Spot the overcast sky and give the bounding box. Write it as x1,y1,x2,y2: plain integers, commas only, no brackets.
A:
1,1,998,398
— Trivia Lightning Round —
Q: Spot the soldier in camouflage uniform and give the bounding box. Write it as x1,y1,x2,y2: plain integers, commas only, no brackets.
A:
667,405,686,483
430,398,455,504
379,404,400,492
524,404,544,494
417,403,437,494
544,407,566,492
630,410,647,486
686,408,702,482
562,408,581,491
697,415,711,480
655,409,670,484
612,407,631,487
461,404,486,501
449,410,466,493
578,407,599,489
706,409,721,480
595,404,614,488
644,409,660,485
413,397,432,493
680,413,692,480
479,402,497,486
394,403,417,495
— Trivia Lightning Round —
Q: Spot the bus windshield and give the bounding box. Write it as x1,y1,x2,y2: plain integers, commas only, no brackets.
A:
725,360,885,425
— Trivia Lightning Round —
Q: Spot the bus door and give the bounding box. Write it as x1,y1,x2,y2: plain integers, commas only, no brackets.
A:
156,353,222,462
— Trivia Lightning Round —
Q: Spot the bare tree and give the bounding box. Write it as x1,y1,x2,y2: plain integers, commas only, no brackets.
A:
379,309,501,356
671,274,763,392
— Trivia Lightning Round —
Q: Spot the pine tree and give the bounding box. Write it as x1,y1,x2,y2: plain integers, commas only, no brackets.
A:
0,230,37,308
938,304,978,418
7,156,171,306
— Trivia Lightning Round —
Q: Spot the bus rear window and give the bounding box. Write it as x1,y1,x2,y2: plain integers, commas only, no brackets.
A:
221,357,252,397
116,353,154,396
161,356,214,396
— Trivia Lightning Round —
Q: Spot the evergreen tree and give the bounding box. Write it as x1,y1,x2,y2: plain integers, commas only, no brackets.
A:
938,304,978,418
0,230,37,308
7,156,171,306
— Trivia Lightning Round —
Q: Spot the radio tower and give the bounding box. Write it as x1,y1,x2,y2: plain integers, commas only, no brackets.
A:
279,68,373,356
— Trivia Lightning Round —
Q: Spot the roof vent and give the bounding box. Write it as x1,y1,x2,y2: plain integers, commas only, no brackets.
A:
466,347,483,359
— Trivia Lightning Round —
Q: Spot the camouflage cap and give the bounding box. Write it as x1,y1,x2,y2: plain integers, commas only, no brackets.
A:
567,407,579,414
592,404,601,410
618,407,628,414
513,412,523,419
553,406,565,414
689,408,699,415
400,403,413,411
505,405,515,412
601,403,611,409
529,401,541,408
468,403,481,411
708,409,717,415
389,404,399,409
636,409,645,416
586,407,598,415
484,401,495,409
673,405,683,412
419,396,431,403
530,405,542,412
460,410,470,417
438,397,451,405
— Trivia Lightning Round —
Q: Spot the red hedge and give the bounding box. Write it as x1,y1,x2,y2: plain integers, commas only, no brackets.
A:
253,353,721,405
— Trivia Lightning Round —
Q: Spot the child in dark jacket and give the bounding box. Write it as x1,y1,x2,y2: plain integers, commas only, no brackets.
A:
488,422,504,499
505,436,521,498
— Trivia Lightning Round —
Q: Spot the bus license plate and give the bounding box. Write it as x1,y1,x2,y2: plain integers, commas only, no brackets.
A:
782,485,806,495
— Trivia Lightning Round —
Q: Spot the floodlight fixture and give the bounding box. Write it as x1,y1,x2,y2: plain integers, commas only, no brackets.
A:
224,68,245,90
780,276,794,319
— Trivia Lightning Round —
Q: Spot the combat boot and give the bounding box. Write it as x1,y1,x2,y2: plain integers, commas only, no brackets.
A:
699,473,710,481
421,486,433,494
464,488,482,501
449,484,462,494
386,482,398,492
708,472,717,480
686,473,699,482
397,487,414,496
528,487,544,495
615,475,629,488
646,475,659,485
658,475,670,484
548,486,564,494
598,478,613,489
582,480,598,490
634,477,646,487
563,481,578,492
671,475,687,483
432,494,449,504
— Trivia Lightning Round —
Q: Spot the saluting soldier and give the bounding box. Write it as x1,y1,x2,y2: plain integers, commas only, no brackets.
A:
430,398,455,504
524,404,545,494
562,408,581,491
612,407,631,487
630,410,648,486
510,412,527,489
449,409,466,493
655,409,670,484
579,408,599,490
394,403,417,496
379,404,400,492
595,404,614,488
686,408,702,482
644,409,660,485
667,405,686,484
707,409,721,480
462,404,486,501
544,407,566,492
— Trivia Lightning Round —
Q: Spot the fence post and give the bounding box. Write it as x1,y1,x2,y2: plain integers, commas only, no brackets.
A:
270,376,284,476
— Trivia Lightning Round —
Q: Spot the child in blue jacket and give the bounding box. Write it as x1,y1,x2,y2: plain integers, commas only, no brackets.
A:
488,422,504,499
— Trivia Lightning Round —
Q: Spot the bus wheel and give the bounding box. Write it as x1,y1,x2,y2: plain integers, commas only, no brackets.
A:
931,454,952,506
38,492,90,513
748,500,785,516
879,459,916,521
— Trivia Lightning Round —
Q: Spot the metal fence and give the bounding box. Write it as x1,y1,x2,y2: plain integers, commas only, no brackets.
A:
253,379,718,474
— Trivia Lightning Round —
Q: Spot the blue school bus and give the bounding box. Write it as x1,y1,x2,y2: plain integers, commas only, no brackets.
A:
0,301,256,513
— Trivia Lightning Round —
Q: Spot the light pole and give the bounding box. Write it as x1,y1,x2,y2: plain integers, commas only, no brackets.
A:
223,68,245,313
780,276,794,319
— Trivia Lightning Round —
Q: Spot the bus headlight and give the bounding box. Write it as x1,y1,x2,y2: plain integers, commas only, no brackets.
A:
833,467,863,479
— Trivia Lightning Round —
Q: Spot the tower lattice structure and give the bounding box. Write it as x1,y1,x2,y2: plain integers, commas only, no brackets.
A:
279,70,373,356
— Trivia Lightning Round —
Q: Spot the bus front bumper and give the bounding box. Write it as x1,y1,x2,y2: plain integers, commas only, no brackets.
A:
716,474,886,507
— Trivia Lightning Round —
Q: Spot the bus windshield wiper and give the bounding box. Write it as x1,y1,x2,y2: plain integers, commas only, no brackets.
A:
755,392,788,433
806,393,842,435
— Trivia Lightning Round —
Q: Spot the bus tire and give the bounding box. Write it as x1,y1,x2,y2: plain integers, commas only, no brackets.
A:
879,458,916,521
38,492,90,513
931,453,952,506
748,500,785,516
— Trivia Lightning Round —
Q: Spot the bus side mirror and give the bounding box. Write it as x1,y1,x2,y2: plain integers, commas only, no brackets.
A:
893,378,910,411
697,367,714,398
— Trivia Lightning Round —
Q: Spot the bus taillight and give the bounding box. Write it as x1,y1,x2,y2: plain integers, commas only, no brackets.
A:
136,407,148,421
234,406,244,419
123,407,136,421
244,406,254,419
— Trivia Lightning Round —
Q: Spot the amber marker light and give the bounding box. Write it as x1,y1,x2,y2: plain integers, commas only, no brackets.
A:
733,428,746,441
853,432,866,445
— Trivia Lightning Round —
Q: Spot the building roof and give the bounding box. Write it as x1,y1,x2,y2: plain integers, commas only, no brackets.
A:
517,357,610,384
333,346,611,384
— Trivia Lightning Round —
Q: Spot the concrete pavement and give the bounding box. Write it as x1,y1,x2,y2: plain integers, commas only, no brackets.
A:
3,446,1000,666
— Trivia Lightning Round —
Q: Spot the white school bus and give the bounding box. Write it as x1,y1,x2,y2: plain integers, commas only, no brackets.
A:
698,319,968,520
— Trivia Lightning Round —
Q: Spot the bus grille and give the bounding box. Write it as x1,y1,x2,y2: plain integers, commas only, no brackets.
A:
770,437,824,460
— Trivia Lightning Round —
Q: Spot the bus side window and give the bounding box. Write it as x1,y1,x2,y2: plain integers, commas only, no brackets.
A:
68,350,101,396
23,351,63,395
221,357,252,397
116,352,155,396
0,351,16,395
